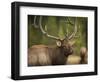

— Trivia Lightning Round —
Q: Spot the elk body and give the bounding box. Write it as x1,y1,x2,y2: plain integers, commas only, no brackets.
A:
28,16,78,66
28,44,73,66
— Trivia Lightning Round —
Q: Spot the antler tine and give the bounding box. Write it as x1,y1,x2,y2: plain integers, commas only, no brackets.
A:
62,17,77,41
33,16,39,28
62,29,69,41
39,16,60,40
62,17,72,41
68,17,77,40
67,17,74,25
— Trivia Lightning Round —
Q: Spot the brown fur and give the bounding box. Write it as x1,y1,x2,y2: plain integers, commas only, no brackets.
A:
28,44,73,66
80,47,87,64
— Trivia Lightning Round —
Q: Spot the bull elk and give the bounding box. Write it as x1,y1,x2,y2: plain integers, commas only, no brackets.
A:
28,16,78,66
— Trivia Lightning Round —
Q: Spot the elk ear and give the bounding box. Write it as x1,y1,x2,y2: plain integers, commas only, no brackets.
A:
56,41,62,47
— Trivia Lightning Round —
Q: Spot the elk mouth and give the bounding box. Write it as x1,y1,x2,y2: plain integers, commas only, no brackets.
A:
64,49,73,57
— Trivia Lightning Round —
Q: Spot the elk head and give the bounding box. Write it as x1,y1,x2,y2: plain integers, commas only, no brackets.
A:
33,16,78,57
80,47,87,64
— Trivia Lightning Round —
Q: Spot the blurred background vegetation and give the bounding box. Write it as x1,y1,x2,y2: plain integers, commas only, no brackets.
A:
28,15,87,55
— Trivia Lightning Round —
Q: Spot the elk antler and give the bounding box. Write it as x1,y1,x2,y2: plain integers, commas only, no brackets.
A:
63,17,78,41
34,16,60,41
33,16,39,28
68,18,78,40
33,16,78,41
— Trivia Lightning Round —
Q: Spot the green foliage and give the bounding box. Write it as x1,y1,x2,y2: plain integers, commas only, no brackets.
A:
28,15,87,55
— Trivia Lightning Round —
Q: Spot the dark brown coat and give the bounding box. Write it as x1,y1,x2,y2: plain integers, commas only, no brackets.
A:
28,44,73,66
